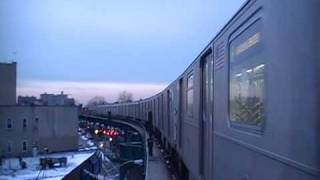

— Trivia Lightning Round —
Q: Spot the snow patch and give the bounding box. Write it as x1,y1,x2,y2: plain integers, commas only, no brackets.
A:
0,151,94,180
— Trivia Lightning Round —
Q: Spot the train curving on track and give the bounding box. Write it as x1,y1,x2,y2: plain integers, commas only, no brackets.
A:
90,0,320,179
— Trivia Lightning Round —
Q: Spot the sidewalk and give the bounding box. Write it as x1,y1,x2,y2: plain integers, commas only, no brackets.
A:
147,141,171,180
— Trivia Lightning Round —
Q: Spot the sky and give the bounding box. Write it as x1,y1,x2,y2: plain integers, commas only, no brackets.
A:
0,0,245,104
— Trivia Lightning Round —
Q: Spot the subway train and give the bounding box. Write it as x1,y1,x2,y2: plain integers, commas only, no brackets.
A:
91,0,320,179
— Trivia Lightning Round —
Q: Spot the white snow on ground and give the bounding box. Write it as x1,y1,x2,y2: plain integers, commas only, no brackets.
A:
0,151,94,180
78,129,97,151
81,135,88,141
79,146,97,152
87,140,94,146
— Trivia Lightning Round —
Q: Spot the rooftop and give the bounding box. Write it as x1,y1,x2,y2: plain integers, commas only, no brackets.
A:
0,151,94,180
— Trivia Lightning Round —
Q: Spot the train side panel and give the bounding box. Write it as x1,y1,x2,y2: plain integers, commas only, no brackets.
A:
213,0,319,179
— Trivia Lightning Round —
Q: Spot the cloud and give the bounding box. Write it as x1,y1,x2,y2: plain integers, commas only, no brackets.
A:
17,80,167,105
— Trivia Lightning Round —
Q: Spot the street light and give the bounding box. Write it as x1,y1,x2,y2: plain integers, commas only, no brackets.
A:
94,129,99,135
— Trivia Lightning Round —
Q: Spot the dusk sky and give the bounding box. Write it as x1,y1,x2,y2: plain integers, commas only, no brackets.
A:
0,0,245,104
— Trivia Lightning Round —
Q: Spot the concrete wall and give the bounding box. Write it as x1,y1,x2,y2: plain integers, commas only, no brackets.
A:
0,62,16,106
0,106,78,157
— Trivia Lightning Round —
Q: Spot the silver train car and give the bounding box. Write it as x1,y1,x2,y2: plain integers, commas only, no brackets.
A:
93,0,320,179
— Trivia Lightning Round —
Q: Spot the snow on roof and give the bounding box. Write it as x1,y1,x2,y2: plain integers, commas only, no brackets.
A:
0,151,95,180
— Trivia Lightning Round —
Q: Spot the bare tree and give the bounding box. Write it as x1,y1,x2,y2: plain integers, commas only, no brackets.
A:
117,91,133,103
86,96,107,107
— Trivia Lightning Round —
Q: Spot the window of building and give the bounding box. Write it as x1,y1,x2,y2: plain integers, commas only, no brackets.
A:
7,118,12,129
7,143,12,154
229,19,265,127
23,118,27,129
187,73,194,116
22,141,27,152
33,117,39,131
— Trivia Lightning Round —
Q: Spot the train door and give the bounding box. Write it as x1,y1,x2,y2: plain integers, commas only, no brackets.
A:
157,96,161,140
153,100,156,131
167,90,172,139
161,94,164,131
148,111,153,133
157,97,161,128
209,53,215,180
173,85,178,145
178,78,183,148
200,51,212,179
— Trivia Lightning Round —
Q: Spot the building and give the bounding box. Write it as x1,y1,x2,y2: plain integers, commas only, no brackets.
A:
0,62,78,157
0,106,78,157
40,91,75,106
17,96,39,106
18,92,75,106
0,62,16,106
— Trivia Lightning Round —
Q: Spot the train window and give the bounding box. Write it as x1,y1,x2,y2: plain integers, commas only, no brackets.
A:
229,20,265,127
187,73,194,116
